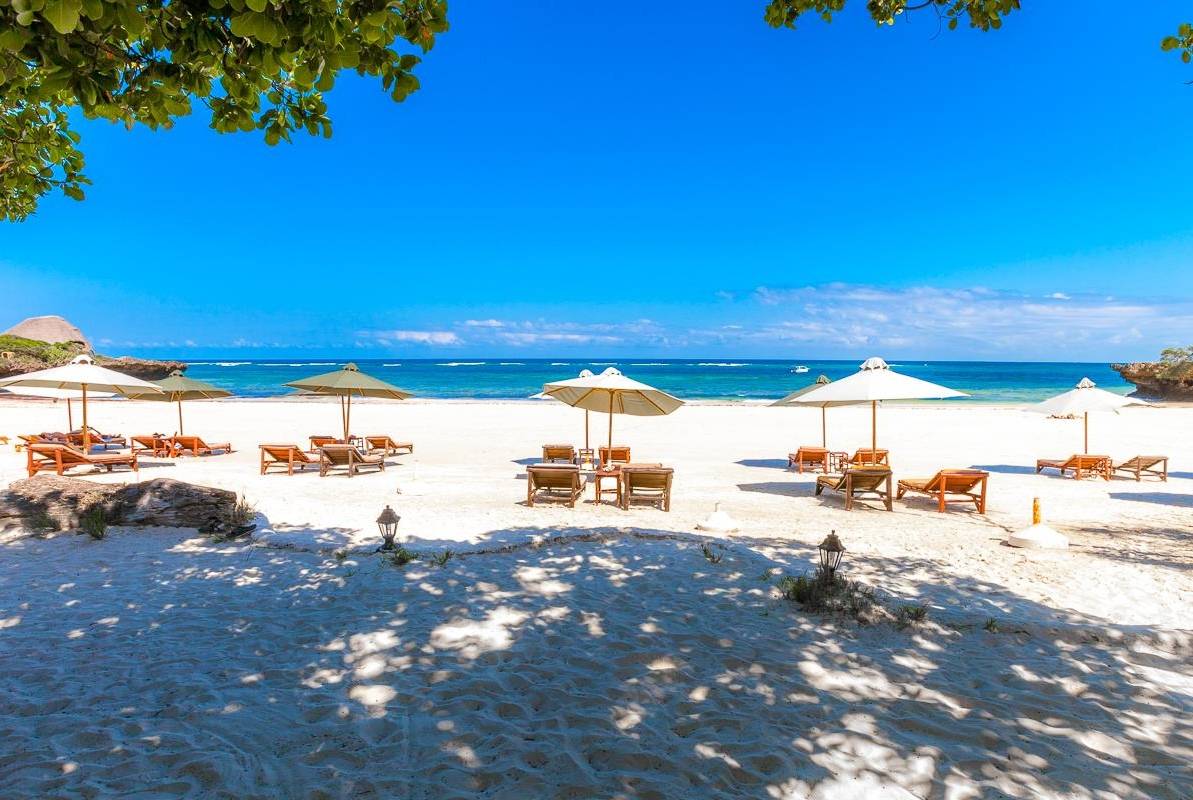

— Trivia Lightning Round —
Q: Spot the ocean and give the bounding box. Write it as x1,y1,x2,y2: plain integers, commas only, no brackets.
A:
179,359,1133,403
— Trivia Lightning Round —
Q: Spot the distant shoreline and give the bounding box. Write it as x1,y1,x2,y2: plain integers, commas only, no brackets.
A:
157,358,1137,404
7,396,1181,410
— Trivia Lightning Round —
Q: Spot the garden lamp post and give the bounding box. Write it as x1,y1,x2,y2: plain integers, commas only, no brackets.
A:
376,505,401,552
818,531,845,578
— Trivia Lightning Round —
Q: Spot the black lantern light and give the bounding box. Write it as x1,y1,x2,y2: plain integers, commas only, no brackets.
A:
818,531,845,578
376,505,401,551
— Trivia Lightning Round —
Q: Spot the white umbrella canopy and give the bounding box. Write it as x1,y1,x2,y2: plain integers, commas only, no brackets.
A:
0,355,163,448
1030,377,1150,453
787,357,967,451
543,367,683,450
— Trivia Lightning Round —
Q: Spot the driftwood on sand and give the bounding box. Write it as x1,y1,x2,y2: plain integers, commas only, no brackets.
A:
0,476,236,534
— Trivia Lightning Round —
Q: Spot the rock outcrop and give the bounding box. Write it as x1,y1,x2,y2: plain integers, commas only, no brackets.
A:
1111,362,1193,401
0,315,184,381
92,355,187,381
0,476,237,533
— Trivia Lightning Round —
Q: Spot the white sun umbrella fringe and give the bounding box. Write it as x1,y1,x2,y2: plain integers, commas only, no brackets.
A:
787,357,967,451
0,386,116,430
0,355,164,449
542,367,683,451
1030,377,1149,453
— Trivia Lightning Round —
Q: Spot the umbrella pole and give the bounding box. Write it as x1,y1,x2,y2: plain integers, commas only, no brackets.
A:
178,399,184,436
585,410,590,450
1084,411,1088,454
607,394,614,453
345,394,352,441
82,384,89,450
821,406,827,448
871,400,877,452
67,397,73,431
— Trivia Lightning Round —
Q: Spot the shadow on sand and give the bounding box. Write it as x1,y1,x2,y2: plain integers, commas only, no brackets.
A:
1,523,1189,798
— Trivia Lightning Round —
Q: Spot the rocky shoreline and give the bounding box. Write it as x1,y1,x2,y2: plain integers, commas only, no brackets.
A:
1111,361,1193,400
0,315,182,381
0,346,183,382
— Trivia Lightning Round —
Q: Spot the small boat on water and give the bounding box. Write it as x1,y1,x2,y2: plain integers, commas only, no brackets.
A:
791,365,810,374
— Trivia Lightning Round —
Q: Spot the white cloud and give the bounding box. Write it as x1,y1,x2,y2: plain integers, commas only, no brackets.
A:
498,332,622,346
362,329,461,346
722,284,1191,357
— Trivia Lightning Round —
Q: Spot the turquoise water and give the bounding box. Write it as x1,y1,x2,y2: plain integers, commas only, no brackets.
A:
179,359,1132,403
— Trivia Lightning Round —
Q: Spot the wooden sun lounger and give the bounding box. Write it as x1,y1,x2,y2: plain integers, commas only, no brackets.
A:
132,435,172,457
260,444,317,475
897,469,989,513
599,446,631,468
542,444,576,464
27,443,138,477
319,444,385,477
815,467,893,511
526,464,585,507
788,446,829,473
308,435,342,452
67,429,127,451
1112,455,1168,482
1036,454,1111,480
365,435,414,456
170,436,233,457
19,433,63,447
850,448,889,466
620,465,673,511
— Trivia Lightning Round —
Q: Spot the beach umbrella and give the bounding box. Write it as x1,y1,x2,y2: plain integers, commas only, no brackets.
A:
285,363,413,440
531,369,598,447
787,357,967,450
126,370,232,435
1030,377,1149,453
0,386,115,430
770,374,850,447
0,355,163,449
542,367,683,451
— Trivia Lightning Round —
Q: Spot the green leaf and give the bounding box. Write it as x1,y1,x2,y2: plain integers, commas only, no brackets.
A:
40,0,81,33
117,3,145,35
0,28,28,51
245,0,267,12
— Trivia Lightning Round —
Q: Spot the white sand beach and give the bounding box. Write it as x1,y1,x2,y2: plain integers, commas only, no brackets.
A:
1,398,1190,798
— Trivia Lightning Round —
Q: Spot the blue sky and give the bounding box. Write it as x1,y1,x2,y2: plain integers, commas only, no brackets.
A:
3,1,1193,361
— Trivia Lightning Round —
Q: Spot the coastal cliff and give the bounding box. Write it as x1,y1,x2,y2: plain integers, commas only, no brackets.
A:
0,316,183,381
1111,361,1193,401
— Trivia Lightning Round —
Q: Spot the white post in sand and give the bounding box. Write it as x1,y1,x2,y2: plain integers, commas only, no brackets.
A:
696,502,740,534
1007,497,1068,550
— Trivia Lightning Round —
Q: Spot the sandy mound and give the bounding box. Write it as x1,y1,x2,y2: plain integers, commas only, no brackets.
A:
1,529,1188,799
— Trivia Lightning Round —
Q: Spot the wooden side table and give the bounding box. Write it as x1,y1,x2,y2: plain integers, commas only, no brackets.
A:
827,451,850,472
593,467,621,506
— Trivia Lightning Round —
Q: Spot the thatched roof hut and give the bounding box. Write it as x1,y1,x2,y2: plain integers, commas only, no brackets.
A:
2,316,91,350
